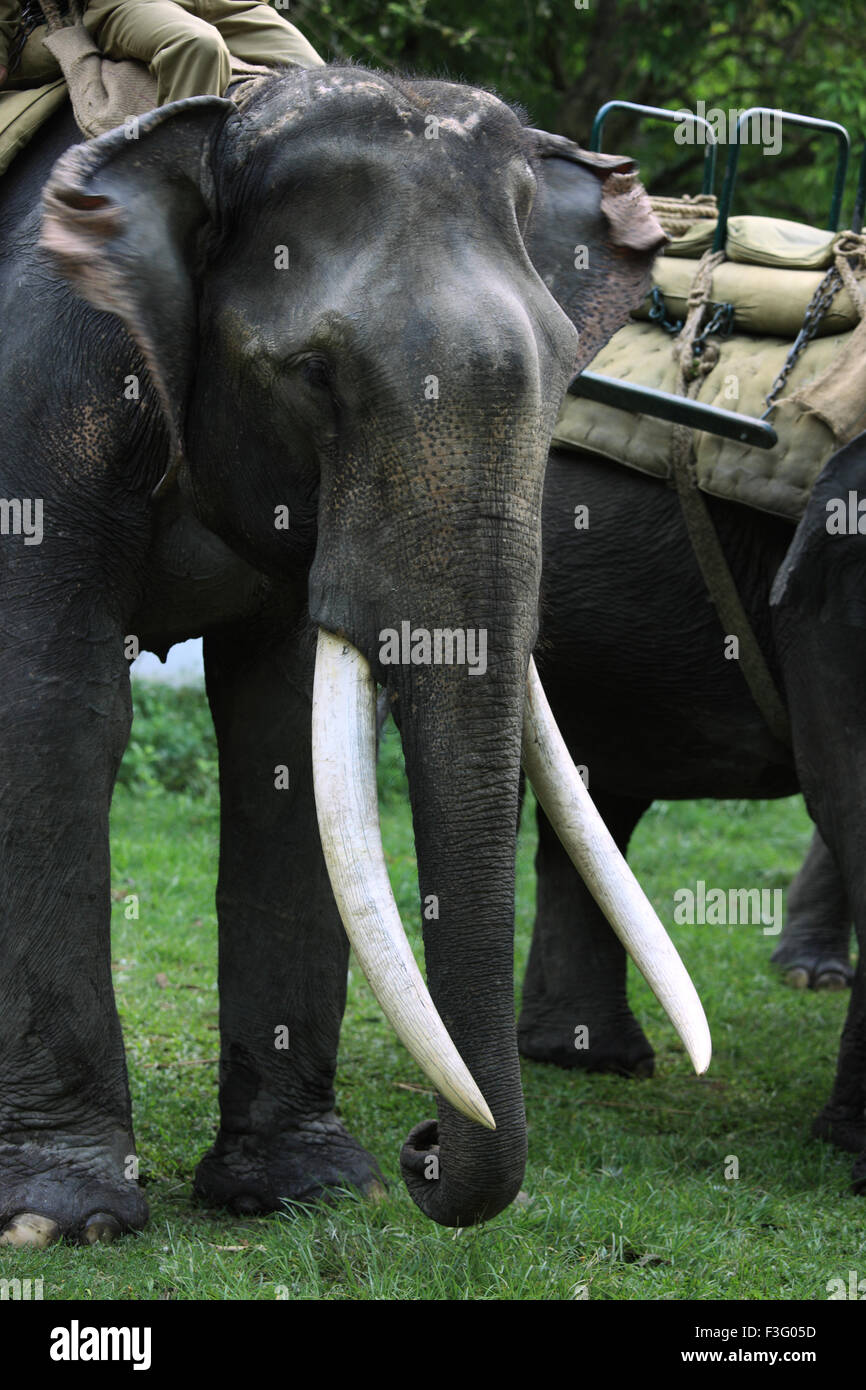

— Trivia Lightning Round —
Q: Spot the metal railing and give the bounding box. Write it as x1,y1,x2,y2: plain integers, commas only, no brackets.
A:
590,99,717,194
712,108,849,252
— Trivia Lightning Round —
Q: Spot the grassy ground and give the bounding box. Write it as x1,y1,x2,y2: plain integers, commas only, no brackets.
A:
3,687,864,1300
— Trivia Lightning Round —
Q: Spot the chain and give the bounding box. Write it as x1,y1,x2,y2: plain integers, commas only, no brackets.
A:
648,287,735,359
761,264,842,418
692,300,735,356
647,286,683,334
678,300,736,383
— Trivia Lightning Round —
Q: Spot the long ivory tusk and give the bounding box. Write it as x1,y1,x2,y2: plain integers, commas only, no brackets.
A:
522,657,712,1075
312,628,496,1130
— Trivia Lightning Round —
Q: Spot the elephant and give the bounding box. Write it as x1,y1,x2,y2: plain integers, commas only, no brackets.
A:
0,62,706,1244
770,826,853,991
516,434,866,1188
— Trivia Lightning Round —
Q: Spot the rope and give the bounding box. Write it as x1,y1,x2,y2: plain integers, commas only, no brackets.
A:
832,231,866,319
667,249,793,747
650,193,718,238
7,1,75,72
672,249,726,376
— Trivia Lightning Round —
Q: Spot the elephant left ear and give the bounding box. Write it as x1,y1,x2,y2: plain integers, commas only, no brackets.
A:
523,128,667,372
41,96,235,496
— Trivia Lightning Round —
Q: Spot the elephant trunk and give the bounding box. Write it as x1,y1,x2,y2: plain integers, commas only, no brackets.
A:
390,616,531,1225
312,481,541,1225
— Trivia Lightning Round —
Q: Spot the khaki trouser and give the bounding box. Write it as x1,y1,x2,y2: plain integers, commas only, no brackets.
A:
84,0,324,103
7,3,323,100
4,27,61,87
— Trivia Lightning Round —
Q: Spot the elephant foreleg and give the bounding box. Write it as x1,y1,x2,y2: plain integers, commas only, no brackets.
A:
518,791,654,1077
770,825,854,990
812,965,866,1161
0,602,147,1246
193,611,384,1215
772,510,866,1184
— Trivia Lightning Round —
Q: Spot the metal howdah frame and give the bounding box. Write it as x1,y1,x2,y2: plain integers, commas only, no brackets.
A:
570,98,858,449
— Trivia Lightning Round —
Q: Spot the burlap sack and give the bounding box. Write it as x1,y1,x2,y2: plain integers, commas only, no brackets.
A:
42,25,157,137
779,313,866,442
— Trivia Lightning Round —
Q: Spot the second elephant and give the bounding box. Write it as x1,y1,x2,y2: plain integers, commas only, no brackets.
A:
518,438,865,1189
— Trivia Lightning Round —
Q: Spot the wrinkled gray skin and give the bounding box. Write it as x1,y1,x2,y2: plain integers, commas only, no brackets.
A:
773,828,852,990
518,442,864,1191
773,439,866,1190
0,66,663,1240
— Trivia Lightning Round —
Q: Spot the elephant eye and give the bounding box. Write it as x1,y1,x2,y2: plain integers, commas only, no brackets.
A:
299,355,332,391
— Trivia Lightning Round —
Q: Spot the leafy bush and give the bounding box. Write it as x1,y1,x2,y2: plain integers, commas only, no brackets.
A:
292,0,866,224
119,682,410,805
376,718,411,806
118,682,218,799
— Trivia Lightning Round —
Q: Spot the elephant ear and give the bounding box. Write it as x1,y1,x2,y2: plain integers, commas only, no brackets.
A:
41,96,234,495
523,128,667,372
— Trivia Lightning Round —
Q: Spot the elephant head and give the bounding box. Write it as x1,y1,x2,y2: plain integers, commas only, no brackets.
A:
40,66,703,1227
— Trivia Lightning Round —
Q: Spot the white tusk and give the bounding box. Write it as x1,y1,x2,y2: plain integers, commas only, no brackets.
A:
312,628,496,1130
522,657,712,1075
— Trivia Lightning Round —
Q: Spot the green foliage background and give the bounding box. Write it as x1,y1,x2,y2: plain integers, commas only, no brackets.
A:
117,683,217,798
284,0,866,224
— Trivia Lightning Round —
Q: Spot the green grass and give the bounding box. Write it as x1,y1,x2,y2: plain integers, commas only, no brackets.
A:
3,686,864,1300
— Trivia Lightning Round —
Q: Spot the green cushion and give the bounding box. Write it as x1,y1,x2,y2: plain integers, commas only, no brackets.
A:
662,219,718,258
634,255,857,338
726,214,836,269
552,319,846,520
662,213,838,269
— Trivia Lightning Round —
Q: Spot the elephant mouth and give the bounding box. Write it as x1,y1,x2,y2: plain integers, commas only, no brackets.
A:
311,627,711,1127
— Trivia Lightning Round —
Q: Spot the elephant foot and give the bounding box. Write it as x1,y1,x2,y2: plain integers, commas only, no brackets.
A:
0,1143,148,1246
780,965,850,990
771,944,853,990
771,933,853,991
811,1106,866,1155
771,953,853,990
851,1151,866,1195
518,1009,654,1078
193,1114,386,1215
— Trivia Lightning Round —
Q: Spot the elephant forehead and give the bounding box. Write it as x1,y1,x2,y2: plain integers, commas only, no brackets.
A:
233,66,524,155
305,72,507,128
